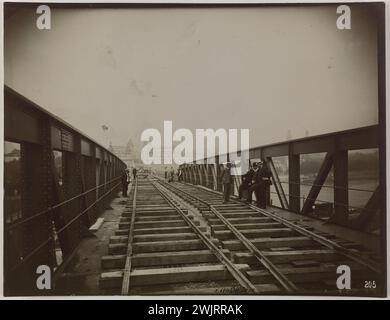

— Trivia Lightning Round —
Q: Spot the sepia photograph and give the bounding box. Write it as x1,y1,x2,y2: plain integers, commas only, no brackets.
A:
1,1,387,298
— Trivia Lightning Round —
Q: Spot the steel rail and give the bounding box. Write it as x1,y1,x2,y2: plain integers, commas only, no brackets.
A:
121,179,137,295
209,206,298,293
248,203,381,273
180,178,373,212
195,175,377,196
151,180,259,294
187,183,381,274
155,178,298,293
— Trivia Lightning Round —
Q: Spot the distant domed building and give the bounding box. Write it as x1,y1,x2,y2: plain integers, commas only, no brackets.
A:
109,138,140,169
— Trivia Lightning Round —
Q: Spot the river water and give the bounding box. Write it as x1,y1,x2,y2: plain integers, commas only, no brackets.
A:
270,178,378,210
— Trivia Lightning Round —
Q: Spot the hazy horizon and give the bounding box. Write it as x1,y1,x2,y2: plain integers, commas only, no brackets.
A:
4,4,379,151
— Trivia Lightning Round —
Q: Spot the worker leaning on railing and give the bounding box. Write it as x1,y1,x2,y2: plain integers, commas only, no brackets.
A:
237,161,272,209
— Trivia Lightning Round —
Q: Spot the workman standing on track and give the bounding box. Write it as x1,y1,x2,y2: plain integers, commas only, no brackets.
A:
248,161,272,208
247,162,260,205
220,162,233,204
258,161,272,208
122,169,130,197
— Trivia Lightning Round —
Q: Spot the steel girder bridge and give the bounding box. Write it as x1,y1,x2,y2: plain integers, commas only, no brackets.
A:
4,86,127,295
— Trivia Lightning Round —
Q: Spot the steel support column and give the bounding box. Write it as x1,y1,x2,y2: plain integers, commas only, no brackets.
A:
266,157,288,209
332,148,348,224
215,156,222,191
190,165,195,184
207,164,214,189
288,149,300,213
355,186,380,230
195,164,201,185
301,153,333,215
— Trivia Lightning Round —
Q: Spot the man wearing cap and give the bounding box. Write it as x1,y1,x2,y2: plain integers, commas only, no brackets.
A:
248,161,272,208
258,161,272,208
247,162,261,205
220,162,233,204
238,164,255,201
122,169,130,197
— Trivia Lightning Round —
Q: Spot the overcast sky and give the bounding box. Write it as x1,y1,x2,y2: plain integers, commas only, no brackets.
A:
4,4,379,151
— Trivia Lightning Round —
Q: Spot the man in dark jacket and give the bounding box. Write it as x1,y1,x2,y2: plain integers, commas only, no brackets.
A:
169,167,175,182
248,161,272,208
220,162,233,204
258,161,272,208
247,162,261,205
132,167,137,180
238,165,254,201
122,169,130,197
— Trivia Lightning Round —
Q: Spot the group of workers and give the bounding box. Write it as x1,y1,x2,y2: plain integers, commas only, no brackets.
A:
220,160,272,208
121,162,271,207
164,167,183,182
122,166,185,197
121,167,137,197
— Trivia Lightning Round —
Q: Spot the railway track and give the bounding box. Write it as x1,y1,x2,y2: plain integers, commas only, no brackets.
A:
99,179,256,295
99,177,382,296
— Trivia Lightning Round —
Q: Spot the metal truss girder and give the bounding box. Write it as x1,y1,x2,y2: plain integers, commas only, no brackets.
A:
265,157,288,209
301,153,333,215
